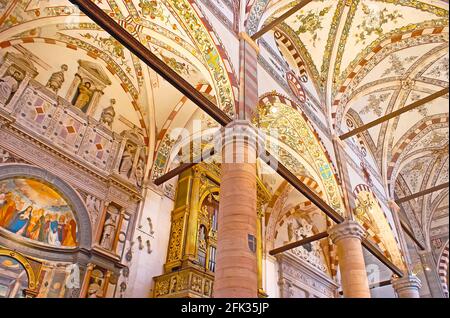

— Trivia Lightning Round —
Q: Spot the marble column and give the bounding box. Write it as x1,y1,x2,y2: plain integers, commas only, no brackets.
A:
392,274,422,298
213,120,261,298
328,220,371,298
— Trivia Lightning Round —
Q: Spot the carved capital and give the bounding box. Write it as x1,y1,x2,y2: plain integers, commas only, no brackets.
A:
328,220,365,244
215,120,265,155
392,274,422,293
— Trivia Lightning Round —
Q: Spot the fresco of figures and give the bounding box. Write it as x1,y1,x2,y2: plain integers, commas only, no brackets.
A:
0,178,78,248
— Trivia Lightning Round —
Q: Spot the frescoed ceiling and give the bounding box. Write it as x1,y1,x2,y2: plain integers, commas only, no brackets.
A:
0,0,238,178
1,0,448,250
252,0,449,246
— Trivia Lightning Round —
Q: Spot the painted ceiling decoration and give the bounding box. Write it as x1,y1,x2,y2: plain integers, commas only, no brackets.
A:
258,93,345,217
251,0,448,247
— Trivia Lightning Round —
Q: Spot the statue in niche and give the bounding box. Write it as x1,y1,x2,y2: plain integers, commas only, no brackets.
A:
134,156,145,187
198,224,207,250
65,263,81,298
119,142,137,178
73,81,94,112
287,221,295,242
85,195,101,226
100,98,116,128
100,210,118,251
169,275,178,293
46,64,68,94
0,70,23,105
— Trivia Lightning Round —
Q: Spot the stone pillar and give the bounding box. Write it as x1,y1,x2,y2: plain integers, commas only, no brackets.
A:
328,220,371,298
419,250,445,298
392,274,422,298
213,120,261,298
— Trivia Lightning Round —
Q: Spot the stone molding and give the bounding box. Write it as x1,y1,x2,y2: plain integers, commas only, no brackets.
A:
328,220,365,244
215,120,265,155
392,274,422,293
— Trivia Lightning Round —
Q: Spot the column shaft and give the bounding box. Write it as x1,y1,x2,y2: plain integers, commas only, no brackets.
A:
329,220,371,298
213,122,259,298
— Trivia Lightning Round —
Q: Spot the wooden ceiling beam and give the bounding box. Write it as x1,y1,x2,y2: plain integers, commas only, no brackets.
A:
396,182,449,204
154,147,216,185
261,151,345,224
269,231,329,256
362,238,404,277
400,220,426,251
69,0,232,127
250,0,314,40
340,87,449,140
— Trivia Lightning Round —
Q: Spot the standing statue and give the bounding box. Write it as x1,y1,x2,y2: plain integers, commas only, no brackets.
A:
85,195,101,226
134,157,145,187
73,81,94,112
100,212,118,250
100,98,116,128
46,64,68,94
119,143,136,178
0,71,22,105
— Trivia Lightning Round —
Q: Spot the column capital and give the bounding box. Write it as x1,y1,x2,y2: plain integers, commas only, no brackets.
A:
392,274,421,295
239,32,260,54
215,120,265,153
328,220,365,244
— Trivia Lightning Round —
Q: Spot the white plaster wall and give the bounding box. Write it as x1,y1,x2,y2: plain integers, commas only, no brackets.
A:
125,187,174,298
264,256,280,298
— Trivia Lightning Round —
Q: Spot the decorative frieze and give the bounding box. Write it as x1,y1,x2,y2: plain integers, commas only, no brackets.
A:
153,267,214,298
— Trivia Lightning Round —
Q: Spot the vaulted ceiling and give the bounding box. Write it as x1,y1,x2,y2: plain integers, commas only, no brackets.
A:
253,0,449,245
1,0,448,247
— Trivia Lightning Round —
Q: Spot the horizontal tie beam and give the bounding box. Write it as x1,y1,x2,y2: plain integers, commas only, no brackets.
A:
400,220,426,251
269,232,329,256
154,147,216,185
69,0,232,127
251,0,314,40
340,87,449,140
362,238,404,277
395,182,449,204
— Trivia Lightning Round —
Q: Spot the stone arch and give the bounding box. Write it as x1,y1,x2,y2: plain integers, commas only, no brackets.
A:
0,247,39,293
258,93,345,278
437,242,449,297
273,30,308,83
0,164,92,255
353,184,405,271
258,92,345,216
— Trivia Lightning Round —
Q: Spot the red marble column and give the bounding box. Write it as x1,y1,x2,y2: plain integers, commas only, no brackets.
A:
213,121,260,298
213,32,260,298
329,220,371,298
